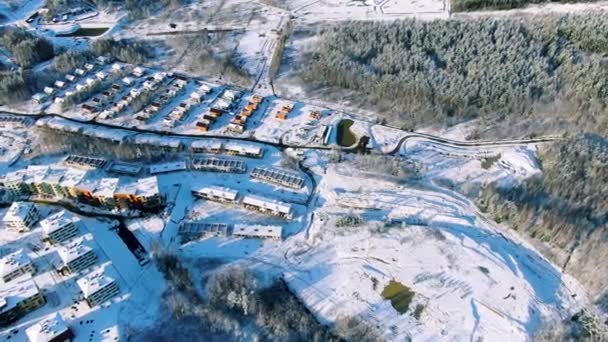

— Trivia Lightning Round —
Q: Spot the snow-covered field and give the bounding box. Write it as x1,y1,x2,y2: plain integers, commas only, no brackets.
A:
278,160,586,341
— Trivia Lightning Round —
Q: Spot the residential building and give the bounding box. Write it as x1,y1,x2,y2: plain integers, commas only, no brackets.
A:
3,170,30,196
92,178,119,209
178,222,230,243
190,140,222,154
57,240,97,274
191,186,239,203
250,167,305,190
0,276,45,326
59,168,88,199
77,270,119,307
40,211,79,245
114,177,162,210
0,249,34,283
224,143,263,158
25,313,73,342
190,157,246,174
242,195,293,219
32,93,48,104
2,202,39,232
149,161,187,175
233,224,282,240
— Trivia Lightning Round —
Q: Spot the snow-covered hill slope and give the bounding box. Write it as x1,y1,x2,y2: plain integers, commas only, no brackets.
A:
275,159,588,341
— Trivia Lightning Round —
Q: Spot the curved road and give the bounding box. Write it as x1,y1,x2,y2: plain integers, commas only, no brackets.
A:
1,110,559,157
387,132,560,156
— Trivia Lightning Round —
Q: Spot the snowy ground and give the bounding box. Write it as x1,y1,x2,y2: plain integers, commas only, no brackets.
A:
278,160,587,341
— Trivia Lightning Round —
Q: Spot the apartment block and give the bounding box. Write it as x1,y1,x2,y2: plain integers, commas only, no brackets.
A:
0,277,45,326
40,211,79,245
2,202,39,232
77,270,119,307
57,241,97,274
0,249,34,283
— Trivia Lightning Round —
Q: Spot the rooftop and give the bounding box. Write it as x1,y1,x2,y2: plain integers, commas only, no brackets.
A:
0,249,32,278
149,161,187,174
242,195,292,214
0,276,40,314
25,313,70,342
60,168,88,188
190,140,223,150
57,239,94,265
93,178,119,198
192,185,238,201
224,143,262,155
233,224,282,239
2,202,35,222
76,269,116,298
40,210,76,235
118,176,160,198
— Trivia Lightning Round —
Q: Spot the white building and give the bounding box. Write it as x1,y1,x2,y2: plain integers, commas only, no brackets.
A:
2,202,39,232
95,71,107,80
0,276,45,325
242,195,293,219
233,224,282,240
149,161,187,175
25,313,73,342
0,249,34,283
32,93,48,104
191,186,238,203
53,81,66,89
224,143,263,158
57,240,97,274
190,140,223,154
43,87,55,95
77,270,119,307
132,67,145,77
40,211,79,245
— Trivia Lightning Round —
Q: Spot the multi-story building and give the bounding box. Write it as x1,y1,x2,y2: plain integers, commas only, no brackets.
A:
0,249,34,283
59,168,88,200
0,276,45,326
57,240,97,274
3,170,30,197
114,177,162,210
2,202,39,232
242,195,293,219
92,178,119,209
3,166,163,212
25,313,73,342
77,270,119,307
191,186,239,204
35,169,65,199
40,211,79,245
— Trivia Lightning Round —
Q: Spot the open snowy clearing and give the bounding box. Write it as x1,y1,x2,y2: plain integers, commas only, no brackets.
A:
277,162,587,341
